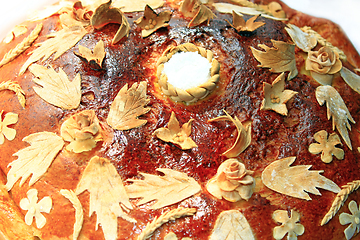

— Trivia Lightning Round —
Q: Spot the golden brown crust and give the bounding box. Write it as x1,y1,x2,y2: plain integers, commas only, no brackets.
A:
0,171,40,240
0,1,360,240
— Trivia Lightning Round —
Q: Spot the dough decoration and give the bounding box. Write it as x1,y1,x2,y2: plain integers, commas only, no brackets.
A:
315,85,355,150
73,1,93,21
301,26,347,61
154,111,197,150
0,23,42,68
157,43,220,103
134,5,172,38
340,67,360,95
29,64,82,110
60,189,84,240
60,110,103,153
308,130,344,163
285,24,317,52
90,0,130,44
126,168,201,209
0,23,43,67
321,180,360,226
251,40,298,80
305,46,342,86
273,209,305,240
0,80,26,108
339,200,360,240
164,232,192,240
5,132,65,191
109,0,165,13
137,208,197,240
74,40,106,69
206,158,255,202
261,72,298,116
261,156,340,200
226,12,265,32
60,1,93,27
213,1,287,20
209,210,255,240
3,25,28,44
106,81,150,131
29,0,164,20
20,25,87,75
19,189,52,229
179,0,216,27
75,156,136,240
258,1,286,19
29,1,77,22
208,110,251,158
0,111,18,145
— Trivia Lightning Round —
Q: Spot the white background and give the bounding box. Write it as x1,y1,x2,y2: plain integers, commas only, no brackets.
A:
282,0,360,55
0,0,359,54
0,0,57,37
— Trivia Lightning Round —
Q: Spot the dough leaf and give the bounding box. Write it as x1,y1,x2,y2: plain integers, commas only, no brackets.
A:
29,64,81,110
126,168,201,209
315,85,355,150
209,210,255,240
6,132,64,191
251,40,298,80
262,157,341,200
20,25,87,75
75,156,135,240
107,81,150,131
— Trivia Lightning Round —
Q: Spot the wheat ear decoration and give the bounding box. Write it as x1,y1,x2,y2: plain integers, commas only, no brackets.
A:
0,23,43,68
137,208,197,240
301,26,347,61
0,80,26,108
321,180,360,226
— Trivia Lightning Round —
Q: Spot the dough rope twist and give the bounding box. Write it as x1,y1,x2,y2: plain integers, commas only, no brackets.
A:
156,42,220,103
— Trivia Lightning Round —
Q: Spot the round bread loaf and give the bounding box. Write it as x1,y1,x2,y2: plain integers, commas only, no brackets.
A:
0,0,360,240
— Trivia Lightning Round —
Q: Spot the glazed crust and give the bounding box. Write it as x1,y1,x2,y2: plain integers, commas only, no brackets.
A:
0,0,359,239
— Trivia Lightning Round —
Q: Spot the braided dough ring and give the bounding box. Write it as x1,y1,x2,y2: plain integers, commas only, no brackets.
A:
156,43,220,103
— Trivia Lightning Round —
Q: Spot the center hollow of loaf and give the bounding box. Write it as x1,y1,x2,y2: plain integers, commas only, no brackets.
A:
162,51,212,90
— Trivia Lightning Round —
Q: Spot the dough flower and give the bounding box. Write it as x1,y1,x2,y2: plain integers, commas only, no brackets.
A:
308,130,344,163
20,189,52,229
340,200,360,240
305,46,342,85
0,111,18,144
206,159,255,202
154,111,197,150
261,72,297,116
60,110,102,153
273,209,305,240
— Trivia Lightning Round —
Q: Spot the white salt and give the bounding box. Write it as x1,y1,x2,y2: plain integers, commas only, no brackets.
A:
162,51,212,90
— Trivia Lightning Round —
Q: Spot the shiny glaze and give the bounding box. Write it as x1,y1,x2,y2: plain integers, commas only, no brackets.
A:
0,1,360,239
